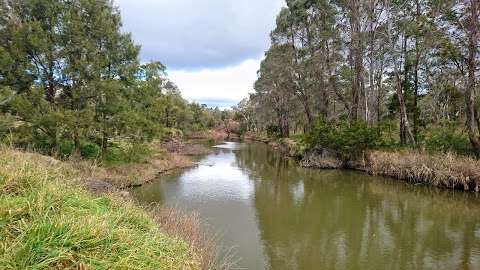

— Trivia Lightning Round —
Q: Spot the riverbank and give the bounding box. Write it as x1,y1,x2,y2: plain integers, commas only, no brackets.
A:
79,140,213,193
245,134,480,193
0,139,230,269
0,147,200,269
301,146,480,192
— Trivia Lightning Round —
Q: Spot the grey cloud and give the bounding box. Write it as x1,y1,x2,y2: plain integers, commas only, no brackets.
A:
116,0,283,70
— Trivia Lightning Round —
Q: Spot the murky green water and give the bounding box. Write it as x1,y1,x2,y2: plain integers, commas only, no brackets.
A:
132,142,480,270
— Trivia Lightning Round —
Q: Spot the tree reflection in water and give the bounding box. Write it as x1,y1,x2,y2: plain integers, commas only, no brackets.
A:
234,143,480,270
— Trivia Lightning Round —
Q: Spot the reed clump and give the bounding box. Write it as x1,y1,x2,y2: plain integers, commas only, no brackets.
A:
367,150,480,191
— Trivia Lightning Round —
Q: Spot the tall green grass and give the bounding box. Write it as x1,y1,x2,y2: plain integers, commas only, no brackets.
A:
0,147,199,269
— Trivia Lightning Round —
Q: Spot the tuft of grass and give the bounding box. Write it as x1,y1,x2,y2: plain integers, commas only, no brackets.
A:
0,146,199,269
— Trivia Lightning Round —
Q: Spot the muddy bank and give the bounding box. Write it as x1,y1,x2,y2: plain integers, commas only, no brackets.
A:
301,147,480,192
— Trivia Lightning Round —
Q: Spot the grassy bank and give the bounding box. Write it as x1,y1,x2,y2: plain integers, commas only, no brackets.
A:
0,147,200,269
0,145,233,269
246,131,480,192
248,120,480,193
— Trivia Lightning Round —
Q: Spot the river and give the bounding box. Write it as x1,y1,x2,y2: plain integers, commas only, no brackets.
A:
132,142,480,270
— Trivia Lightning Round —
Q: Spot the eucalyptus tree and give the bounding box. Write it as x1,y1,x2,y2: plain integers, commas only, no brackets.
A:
271,2,316,126
254,44,300,137
431,0,480,156
240,0,480,156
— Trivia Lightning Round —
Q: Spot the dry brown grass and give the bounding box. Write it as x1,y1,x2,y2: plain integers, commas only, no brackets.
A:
300,145,480,192
367,150,480,191
301,148,343,169
151,207,238,270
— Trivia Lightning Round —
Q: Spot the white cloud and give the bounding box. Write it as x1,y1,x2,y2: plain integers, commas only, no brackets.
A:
114,0,286,108
115,0,284,69
168,58,260,109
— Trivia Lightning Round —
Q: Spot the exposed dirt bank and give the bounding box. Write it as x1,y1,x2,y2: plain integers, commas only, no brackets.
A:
163,139,213,156
188,128,229,141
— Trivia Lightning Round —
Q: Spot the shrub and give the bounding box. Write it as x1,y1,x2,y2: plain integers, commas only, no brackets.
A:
423,126,471,155
80,142,101,159
0,113,14,143
104,142,153,166
164,128,183,139
305,120,383,160
266,124,281,139
58,139,75,158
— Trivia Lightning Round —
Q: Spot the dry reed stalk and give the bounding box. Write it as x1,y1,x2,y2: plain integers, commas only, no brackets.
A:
150,207,238,270
367,150,480,191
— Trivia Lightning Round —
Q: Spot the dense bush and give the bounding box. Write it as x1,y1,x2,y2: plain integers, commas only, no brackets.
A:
164,128,183,139
104,142,153,166
266,124,281,138
423,126,471,155
0,113,14,142
58,140,75,158
305,120,383,159
80,142,101,159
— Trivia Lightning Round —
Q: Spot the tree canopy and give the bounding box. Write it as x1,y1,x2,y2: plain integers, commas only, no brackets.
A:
237,0,480,157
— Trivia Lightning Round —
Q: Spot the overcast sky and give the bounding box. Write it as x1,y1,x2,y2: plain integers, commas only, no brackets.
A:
115,0,284,108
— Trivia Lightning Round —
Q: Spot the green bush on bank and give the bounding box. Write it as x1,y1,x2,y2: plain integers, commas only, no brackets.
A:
304,119,384,159
0,113,14,143
303,119,473,158
0,148,197,269
266,124,281,139
103,141,154,166
81,142,101,159
421,125,472,155
58,139,75,158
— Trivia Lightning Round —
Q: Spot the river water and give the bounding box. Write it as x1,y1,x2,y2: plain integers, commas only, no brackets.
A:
132,142,480,270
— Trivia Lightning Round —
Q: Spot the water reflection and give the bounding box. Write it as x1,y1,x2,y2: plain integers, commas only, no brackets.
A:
133,142,480,270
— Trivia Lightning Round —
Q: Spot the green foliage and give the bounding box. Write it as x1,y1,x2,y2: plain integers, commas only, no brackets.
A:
266,124,281,139
305,120,383,159
58,140,75,158
0,0,226,160
104,142,154,166
80,142,100,159
423,125,471,155
164,128,184,139
0,113,13,141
